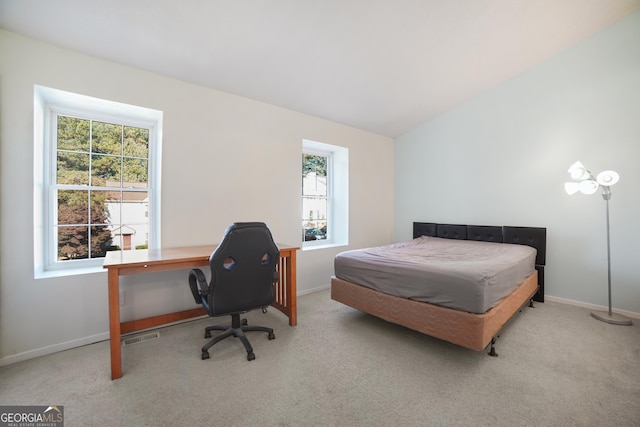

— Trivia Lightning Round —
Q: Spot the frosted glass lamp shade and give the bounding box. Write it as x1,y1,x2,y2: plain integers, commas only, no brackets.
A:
579,179,599,195
568,161,591,180
564,182,581,195
596,170,619,187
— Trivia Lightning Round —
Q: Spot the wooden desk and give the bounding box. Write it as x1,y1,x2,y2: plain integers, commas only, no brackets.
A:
103,244,298,380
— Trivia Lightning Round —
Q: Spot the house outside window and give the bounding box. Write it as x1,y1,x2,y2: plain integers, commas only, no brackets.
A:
34,86,162,277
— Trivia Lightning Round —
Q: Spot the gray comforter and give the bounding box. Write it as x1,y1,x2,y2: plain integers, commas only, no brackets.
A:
334,236,536,314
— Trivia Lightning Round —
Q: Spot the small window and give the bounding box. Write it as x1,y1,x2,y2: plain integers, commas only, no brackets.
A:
34,86,163,277
302,152,329,242
302,140,348,249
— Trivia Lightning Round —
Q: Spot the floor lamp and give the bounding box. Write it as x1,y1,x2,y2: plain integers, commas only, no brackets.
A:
564,161,632,326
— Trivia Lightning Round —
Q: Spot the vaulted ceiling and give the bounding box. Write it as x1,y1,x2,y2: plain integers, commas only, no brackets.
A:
1,0,639,137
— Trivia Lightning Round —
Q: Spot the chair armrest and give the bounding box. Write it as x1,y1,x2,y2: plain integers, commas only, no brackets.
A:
188,268,209,304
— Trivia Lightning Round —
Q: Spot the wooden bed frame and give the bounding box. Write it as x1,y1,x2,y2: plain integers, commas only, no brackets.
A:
331,222,546,355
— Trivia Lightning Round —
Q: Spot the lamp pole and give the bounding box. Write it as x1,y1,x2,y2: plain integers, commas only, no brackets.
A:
604,190,612,316
590,187,632,325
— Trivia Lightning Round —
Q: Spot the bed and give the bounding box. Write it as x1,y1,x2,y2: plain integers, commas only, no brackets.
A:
331,222,546,355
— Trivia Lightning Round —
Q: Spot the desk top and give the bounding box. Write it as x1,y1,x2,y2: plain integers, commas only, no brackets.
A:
103,244,298,269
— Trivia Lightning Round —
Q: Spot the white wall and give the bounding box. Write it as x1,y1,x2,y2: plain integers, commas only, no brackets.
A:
395,12,640,314
0,30,394,364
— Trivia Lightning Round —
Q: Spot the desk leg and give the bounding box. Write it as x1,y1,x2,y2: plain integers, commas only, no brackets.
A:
108,268,122,380
286,250,297,326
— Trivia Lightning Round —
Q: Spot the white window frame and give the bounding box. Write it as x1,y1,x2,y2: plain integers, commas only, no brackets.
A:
34,86,163,278
302,139,348,250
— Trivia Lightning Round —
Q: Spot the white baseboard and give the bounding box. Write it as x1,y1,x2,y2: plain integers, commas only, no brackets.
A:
0,332,110,367
0,290,330,368
3,288,632,368
545,295,640,319
297,284,330,296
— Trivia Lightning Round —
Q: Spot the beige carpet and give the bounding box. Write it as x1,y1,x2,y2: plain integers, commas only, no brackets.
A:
1,289,639,426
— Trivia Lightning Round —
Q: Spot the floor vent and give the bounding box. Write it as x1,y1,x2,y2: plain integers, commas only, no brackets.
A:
122,331,160,346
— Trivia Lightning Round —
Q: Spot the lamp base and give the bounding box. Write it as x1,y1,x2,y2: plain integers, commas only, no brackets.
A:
591,310,633,326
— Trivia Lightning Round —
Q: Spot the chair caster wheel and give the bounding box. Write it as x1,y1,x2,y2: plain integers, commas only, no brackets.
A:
268,332,275,340
242,319,248,326
201,351,210,360
204,331,211,338
247,352,255,361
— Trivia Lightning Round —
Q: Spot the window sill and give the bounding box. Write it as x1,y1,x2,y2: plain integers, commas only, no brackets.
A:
302,242,348,251
35,265,106,280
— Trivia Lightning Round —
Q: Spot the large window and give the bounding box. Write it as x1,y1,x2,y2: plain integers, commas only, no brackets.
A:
302,140,348,249
34,86,162,277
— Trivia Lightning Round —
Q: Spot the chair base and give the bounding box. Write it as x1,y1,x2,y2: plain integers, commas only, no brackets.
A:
201,313,275,361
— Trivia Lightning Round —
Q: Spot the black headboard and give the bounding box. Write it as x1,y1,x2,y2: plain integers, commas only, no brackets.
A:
413,222,546,302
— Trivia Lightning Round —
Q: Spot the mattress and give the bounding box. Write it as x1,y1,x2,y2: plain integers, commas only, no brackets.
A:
334,236,536,314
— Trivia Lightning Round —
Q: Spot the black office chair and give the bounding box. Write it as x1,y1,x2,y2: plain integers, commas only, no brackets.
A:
188,222,279,361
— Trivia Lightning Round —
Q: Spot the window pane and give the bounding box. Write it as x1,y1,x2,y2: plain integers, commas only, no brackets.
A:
302,221,327,241
58,116,90,151
302,197,327,241
57,152,90,185
121,191,149,224
58,190,88,225
303,173,327,196
91,225,113,258
91,154,122,186
302,197,327,222
123,126,149,158
90,190,112,225
92,121,122,155
303,154,327,176
122,158,148,186
302,154,327,196
103,190,122,226
57,225,89,260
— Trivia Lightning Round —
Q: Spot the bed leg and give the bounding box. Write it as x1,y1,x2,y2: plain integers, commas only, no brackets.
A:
529,298,535,308
488,337,498,357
